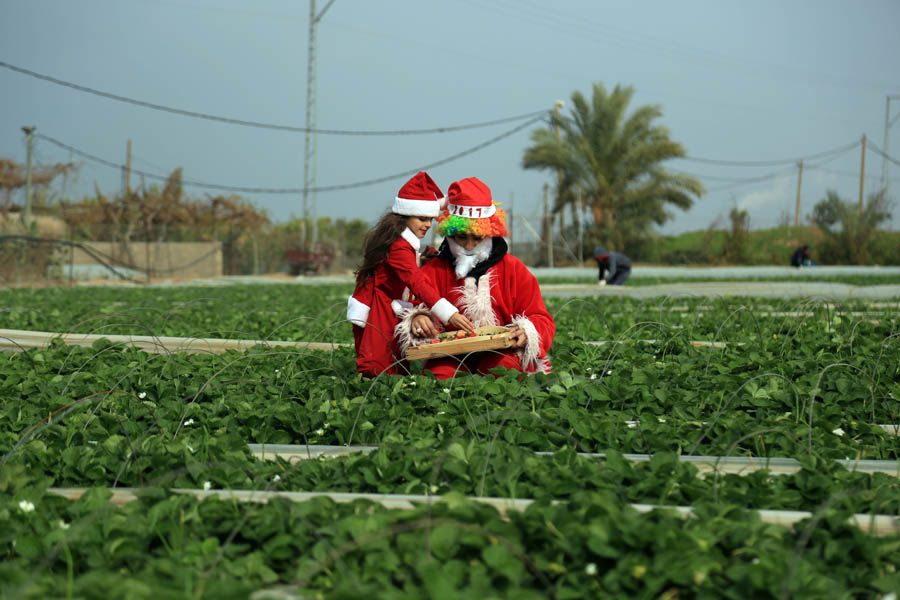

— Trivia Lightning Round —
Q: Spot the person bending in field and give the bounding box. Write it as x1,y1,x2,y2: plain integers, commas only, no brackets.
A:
593,246,632,286
346,172,475,377
790,244,811,268
397,176,555,379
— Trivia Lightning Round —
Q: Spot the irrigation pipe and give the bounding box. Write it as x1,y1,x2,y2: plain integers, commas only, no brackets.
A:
247,443,900,476
0,328,347,354
46,487,900,537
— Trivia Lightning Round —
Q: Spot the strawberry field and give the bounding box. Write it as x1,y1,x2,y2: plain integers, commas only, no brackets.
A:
3,283,900,598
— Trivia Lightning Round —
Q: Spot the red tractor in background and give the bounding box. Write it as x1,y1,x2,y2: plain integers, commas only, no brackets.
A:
284,245,334,276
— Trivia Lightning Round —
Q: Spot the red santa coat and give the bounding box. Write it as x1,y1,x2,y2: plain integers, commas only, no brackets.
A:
347,229,456,377
410,249,554,377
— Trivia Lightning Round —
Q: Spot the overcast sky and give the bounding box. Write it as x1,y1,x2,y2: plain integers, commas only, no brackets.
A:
2,0,899,241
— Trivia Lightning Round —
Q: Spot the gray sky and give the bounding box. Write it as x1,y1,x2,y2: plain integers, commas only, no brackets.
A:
2,0,899,240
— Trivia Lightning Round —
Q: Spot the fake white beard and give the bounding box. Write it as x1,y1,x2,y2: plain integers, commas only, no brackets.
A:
447,237,493,279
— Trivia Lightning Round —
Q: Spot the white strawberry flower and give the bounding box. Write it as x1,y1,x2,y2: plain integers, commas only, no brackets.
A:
18,500,35,513
315,428,325,436
585,563,598,576
138,392,147,399
430,485,439,494
203,481,212,491
183,418,195,426
832,427,845,437
273,474,281,482
443,388,451,394
590,373,597,380
59,520,70,530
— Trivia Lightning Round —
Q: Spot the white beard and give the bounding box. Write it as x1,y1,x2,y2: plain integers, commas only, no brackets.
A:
447,237,493,279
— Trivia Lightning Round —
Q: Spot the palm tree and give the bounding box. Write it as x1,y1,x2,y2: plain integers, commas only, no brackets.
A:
523,83,703,252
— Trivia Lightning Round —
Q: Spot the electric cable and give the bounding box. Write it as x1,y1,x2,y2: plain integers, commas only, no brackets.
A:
805,165,899,182
677,140,861,167
866,141,900,168
1,61,545,136
35,115,543,194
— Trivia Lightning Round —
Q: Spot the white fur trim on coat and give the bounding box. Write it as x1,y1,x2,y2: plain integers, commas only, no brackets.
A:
511,314,549,373
456,270,499,328
394,303,436,354
400,228,421,251
347,295,370,328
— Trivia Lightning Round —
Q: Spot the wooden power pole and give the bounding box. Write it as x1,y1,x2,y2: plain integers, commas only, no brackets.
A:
542,182,553,267
794,160,803,227
21,126,35,225
125,139,132,194
554,100,564,255
508,191,514,256
858,133,867,217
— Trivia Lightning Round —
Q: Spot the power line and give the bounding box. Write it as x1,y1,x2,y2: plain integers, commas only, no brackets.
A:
1,61,546,136
35,116,542,194
702,169,796,194
676,140,861,167
867,141,900,168
805,165,900,183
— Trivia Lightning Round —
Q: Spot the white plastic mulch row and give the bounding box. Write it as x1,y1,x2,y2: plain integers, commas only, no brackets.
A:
0,328,347,354
247,444,900,477
45,487,900,537
0,327,739,353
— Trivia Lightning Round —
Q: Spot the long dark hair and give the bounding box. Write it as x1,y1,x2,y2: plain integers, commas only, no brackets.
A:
355,212,407,285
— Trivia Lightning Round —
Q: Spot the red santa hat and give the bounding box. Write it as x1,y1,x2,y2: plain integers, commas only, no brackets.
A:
392,172,446,217
436,176,508,237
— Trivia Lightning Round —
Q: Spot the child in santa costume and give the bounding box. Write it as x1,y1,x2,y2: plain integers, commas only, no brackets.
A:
399,176,555,379
347,172,475,377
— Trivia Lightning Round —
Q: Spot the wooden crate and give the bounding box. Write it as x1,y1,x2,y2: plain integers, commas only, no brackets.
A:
405,325,513,361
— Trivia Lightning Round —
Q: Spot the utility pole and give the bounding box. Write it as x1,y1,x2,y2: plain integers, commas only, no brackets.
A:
553,100,564,257
302,0,337,251
21,126,35,225
508,191,514,255
883,95,900,202
576,189,583,265
794,160,803,227
543,182,554,267
125,139,132,195
859,133,866,218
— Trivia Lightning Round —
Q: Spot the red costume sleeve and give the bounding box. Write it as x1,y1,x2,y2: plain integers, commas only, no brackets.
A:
386,239,443,308
508,257,555,357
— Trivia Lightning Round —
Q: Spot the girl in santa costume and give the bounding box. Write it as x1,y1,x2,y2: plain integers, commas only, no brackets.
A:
347,172,475,377
400,176,555,379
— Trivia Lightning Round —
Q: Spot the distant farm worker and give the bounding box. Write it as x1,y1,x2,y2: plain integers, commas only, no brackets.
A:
347,172,475,377
593,246,632,286
790,244,811,268
400,176,555,378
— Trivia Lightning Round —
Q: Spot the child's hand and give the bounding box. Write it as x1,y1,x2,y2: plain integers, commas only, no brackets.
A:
448,312,475,333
